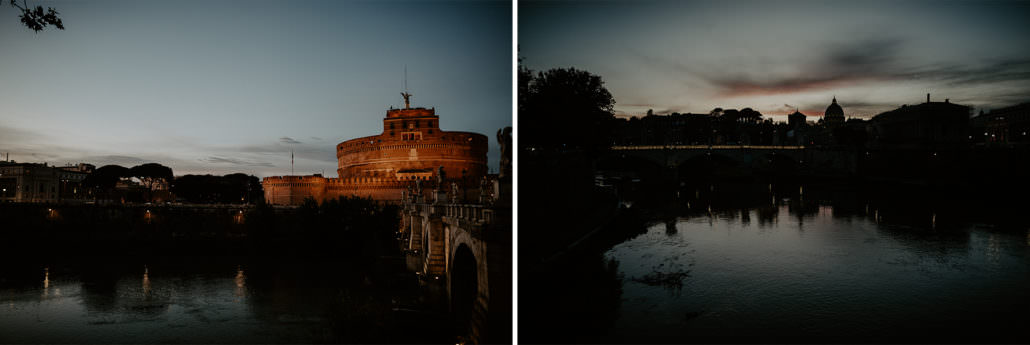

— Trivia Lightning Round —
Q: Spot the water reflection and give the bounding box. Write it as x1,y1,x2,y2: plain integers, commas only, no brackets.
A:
41,267,49,299
142,266,151,297
0,259,437,343
598,182,1030,342
234,265,246,302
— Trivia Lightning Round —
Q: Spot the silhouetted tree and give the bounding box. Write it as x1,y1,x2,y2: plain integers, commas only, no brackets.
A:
740,107,762,124
5,0,63,32
83,165,129,191
521,66,615,153
518,55,531,117
82,165,129,202
171,173,263,204
128,163,173,190
223,173,262,203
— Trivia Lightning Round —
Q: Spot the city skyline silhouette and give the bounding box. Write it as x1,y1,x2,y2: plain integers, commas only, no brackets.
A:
521,0,1030,122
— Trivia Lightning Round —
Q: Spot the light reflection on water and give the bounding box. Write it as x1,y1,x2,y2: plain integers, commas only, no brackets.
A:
0,263,340,343
234,266,246,302
142,266,151,297
603,205,1030,340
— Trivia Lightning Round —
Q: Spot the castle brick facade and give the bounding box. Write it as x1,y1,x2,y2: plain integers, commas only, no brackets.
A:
262,98,488,204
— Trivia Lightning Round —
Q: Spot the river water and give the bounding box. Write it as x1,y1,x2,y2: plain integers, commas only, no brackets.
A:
0,258,448,343
601,185,1030,342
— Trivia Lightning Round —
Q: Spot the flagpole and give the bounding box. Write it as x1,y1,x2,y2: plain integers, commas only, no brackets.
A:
291,150,294,176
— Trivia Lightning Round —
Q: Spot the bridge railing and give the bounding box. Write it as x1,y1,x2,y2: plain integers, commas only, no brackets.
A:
407,202,493,225
611,144,805,150
443,203,491,224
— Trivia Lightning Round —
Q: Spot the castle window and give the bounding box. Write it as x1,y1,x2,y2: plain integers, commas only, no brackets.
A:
428,129,433,134
390,123,395,129
428,121,433,127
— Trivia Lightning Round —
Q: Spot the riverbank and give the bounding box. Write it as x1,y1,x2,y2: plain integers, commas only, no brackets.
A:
0,199,397,256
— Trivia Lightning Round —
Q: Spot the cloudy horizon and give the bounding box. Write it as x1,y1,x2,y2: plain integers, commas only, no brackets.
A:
521,0,1030,122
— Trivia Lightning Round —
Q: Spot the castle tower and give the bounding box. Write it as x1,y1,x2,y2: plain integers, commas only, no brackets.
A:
335,92,488,190
263,91,489,204
788,108,807,129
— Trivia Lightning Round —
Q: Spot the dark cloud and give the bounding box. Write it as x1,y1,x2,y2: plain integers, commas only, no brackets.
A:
0,125,46,144
823,38,902,74
700,37,904,97
279,137,302,144
902,59,1030,86
620,103,657,108
692,37,1030,99
83,155,148,166
771,104,798,115
654,107,686,115
235,142,337,163
204,156,274,167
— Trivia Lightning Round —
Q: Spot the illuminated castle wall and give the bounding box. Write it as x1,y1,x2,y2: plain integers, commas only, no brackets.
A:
262,95,488,204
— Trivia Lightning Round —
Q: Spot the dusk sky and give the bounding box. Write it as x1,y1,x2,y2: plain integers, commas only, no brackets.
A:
521,0,1030,122
0,0,511,177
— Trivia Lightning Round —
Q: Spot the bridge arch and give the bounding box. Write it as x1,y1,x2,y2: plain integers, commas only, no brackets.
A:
450,243,478,340
596,153,667,178
677,152,741,180
763,152,800,175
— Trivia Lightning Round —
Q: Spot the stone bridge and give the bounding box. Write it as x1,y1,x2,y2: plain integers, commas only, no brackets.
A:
605,144,858,177
399,184,511,344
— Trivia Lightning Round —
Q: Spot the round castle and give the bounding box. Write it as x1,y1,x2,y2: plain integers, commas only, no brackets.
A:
263,93,488,204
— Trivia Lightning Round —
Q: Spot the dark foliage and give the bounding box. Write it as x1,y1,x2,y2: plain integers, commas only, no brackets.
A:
171,173,262,204
7,0,63,32
128,163,173,190
0,197,400,258
82,164,129,190
520,65,615,154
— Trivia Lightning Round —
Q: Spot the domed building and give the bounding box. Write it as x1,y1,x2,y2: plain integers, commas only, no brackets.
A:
824,96,845,129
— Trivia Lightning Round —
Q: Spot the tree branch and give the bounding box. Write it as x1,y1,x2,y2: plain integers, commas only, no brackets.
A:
7,0,63,32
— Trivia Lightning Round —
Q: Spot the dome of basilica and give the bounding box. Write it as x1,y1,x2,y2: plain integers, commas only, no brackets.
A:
825,97,844,119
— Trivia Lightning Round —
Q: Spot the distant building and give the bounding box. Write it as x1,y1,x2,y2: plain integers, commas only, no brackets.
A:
970,102,1030,146
868,97,970,149
824,97,845,129
0,161,60,203
788,109,807,129
57,163,95,201
786,110,808,145
615,113,712,145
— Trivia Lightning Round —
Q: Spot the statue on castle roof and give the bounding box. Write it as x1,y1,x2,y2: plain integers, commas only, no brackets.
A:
401,92,412,109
